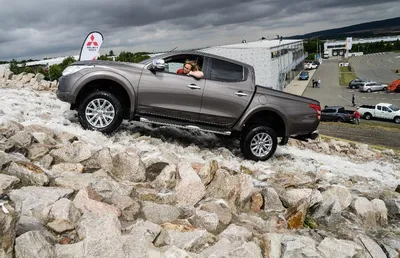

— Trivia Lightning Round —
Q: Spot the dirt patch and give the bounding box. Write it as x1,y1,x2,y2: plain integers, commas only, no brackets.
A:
318,121,400,151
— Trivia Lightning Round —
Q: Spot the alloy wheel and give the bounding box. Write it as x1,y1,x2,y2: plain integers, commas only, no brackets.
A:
85,98,116,128
250,132,273,158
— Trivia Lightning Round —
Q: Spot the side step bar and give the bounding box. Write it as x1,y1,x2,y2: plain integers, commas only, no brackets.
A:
291,131,319,142
139,117,231,136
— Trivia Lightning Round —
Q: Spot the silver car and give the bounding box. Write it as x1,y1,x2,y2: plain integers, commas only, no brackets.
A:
359,82,388,93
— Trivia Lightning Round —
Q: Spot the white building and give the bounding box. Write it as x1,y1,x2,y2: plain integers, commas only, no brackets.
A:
200,39,306,91
324,35,400,57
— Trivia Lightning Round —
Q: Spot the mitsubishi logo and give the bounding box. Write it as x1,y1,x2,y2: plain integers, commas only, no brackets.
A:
86,35,98,47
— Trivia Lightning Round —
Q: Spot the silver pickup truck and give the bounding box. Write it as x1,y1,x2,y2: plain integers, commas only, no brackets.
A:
56,51,320,161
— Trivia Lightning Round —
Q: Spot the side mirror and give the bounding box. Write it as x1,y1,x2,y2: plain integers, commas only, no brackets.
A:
149,59,165,72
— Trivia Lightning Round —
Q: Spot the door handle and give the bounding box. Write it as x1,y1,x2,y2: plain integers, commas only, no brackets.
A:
187,84,201,89
235,91,247,97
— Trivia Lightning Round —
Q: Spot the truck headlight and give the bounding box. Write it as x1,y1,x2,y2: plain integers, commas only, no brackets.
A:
62,65,94,76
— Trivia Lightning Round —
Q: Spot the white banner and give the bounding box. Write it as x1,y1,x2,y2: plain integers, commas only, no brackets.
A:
79,31,104,61
346,37,352,50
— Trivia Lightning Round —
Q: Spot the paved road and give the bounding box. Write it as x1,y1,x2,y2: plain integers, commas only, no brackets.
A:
303,59,400,109
349,52,400,84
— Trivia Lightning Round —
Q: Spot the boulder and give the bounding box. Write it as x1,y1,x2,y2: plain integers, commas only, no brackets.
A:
110,151,146,182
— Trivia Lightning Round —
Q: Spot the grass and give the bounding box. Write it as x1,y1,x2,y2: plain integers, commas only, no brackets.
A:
320,120,400,132
338,64,358,87
319,120,400,153
319,134,400,153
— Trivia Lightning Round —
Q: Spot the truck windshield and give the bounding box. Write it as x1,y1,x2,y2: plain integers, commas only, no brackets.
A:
389,105,399,111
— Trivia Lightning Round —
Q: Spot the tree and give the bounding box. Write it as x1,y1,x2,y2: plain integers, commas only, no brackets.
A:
60,56,76,69
98,55,112,61
9,59,21,74
109,50,115,56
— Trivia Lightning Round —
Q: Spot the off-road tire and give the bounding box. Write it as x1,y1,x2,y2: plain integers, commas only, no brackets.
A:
78,91,123,134
240,125,277,161
394,116,400,124
336,117,344,123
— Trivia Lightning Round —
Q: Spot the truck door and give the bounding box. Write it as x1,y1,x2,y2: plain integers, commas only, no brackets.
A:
380,106,392,119
375,105,383,118
137,54,205,122
199,57,253,128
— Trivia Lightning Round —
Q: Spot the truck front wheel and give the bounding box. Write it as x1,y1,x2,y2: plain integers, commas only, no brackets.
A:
240,125,277,161
394,116,400,124
78,91,123,134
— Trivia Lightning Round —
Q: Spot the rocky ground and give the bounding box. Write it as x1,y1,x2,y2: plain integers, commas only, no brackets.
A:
0,67,400,258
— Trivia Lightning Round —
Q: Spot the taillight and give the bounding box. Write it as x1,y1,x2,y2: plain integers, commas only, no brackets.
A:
309,103,321,120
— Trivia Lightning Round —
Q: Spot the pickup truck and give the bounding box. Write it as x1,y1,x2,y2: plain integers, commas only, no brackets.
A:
320,106,354,123
358,103,400,124
56,50,320,161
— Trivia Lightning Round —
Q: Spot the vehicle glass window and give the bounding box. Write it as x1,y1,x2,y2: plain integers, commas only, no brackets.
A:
377,106,382,111
153,54,204,75
210,58,248,82
338,108,345,113
382,107,388,112
322,109,335,113
390,105,399,111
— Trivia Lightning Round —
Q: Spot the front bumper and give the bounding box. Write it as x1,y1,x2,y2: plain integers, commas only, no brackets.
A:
56,90,73,103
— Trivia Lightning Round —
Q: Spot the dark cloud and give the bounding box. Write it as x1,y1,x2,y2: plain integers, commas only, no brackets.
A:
0,0,398,60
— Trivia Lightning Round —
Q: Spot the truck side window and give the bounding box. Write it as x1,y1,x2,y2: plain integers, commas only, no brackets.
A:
210,58,248,82
382,107,388,112
377,106,382,111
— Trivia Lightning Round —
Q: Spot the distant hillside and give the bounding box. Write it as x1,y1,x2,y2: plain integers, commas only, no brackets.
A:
288,17,400,40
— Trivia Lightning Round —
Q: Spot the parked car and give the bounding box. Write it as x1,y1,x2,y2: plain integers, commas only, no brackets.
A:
56,50,321,161
304,62,318,70
299,71,309,80
359,82,388,92
320,106,354,123
348,78,367,89
358,103,400,123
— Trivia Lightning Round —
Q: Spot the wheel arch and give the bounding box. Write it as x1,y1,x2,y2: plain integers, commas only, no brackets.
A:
240,107,288,138
73,73,135,119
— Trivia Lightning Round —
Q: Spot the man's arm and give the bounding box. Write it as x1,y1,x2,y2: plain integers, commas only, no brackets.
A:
188,71,204,79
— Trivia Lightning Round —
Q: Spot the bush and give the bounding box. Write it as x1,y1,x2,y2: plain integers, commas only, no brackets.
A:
48,65,63,81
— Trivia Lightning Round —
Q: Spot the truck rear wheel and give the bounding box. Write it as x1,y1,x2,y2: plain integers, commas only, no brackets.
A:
78,91,123,134
364,113,372,120
240,125,277,161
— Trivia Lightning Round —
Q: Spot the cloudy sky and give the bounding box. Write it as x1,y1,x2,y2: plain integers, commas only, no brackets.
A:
0,0,399,61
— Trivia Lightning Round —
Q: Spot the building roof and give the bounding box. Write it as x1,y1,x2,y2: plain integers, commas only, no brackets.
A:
23,55,80,67
204,39,302,49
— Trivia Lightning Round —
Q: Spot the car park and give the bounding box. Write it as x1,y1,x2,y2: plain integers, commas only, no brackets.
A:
299,71,309,80
359,82,388,92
